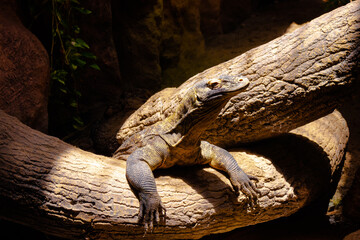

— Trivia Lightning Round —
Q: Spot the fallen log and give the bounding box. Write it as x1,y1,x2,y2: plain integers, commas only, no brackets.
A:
116,1,360,148
0,108,348,239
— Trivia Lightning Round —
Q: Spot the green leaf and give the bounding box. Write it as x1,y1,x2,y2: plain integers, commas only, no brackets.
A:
73,25,80,34
73,116,84,125
81,52,97,60
60,87,67,94
72,124,82,130
70,100,78,108
72,38,90,49
90,64,101,71
72,52,82,58
56,78,66,85
75,90,82,97
70,0,80,4
51,69,68,81
70,64,78,70
77,38,90,49
74,58,87,67
74,7,92,15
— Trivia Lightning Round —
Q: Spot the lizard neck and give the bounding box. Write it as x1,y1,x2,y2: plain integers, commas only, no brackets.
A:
163,91,226,147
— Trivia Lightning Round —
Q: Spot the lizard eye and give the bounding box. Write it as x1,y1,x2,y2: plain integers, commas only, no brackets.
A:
207,79,221,90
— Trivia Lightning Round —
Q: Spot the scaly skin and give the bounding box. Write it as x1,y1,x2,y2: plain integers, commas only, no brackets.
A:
113,75,260,232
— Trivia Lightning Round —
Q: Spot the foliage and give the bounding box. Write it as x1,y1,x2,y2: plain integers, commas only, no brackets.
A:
50,0,100,133
20,0,100,136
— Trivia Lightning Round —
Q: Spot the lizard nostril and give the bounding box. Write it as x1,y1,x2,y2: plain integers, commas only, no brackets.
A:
237,76,249,83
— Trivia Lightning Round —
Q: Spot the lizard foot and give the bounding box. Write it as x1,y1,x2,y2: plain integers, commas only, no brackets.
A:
138,192,166,233
230,171,261,200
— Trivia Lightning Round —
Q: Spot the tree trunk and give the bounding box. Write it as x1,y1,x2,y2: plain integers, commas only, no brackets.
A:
0,106,348,239
116,1,360,148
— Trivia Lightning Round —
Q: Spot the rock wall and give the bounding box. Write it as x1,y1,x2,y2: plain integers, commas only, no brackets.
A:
0,0,49,132
79,0,123,108
111,0,259,89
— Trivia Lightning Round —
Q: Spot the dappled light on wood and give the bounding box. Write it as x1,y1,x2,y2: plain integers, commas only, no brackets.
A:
0,108,349,239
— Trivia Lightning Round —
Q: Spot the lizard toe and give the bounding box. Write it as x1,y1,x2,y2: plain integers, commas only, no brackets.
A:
138,192,166,233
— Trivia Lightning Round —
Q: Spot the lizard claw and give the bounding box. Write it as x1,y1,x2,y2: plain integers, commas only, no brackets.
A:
230,171,261,200
138,192,166,234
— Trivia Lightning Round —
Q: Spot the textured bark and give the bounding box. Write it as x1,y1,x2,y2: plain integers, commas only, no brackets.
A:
116,1,360,148
0,107,348,239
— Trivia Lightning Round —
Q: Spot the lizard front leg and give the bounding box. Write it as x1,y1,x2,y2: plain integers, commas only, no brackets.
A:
200,141,260,199
126,143,167,232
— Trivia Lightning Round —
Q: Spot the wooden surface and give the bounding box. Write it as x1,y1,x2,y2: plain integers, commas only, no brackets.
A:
116,1,359,148
0,109,348,239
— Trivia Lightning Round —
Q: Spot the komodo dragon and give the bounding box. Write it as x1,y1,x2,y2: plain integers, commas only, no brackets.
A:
113,75,260,231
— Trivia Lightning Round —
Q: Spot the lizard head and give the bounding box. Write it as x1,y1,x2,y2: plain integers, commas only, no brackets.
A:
194,75,249,105
169,74,249,139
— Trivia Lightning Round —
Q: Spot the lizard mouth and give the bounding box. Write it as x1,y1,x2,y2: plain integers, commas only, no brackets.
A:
195,76,250,104
206,79,250,101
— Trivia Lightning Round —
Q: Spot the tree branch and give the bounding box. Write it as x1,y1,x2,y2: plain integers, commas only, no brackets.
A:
0,108,348,239
116,1,360,148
